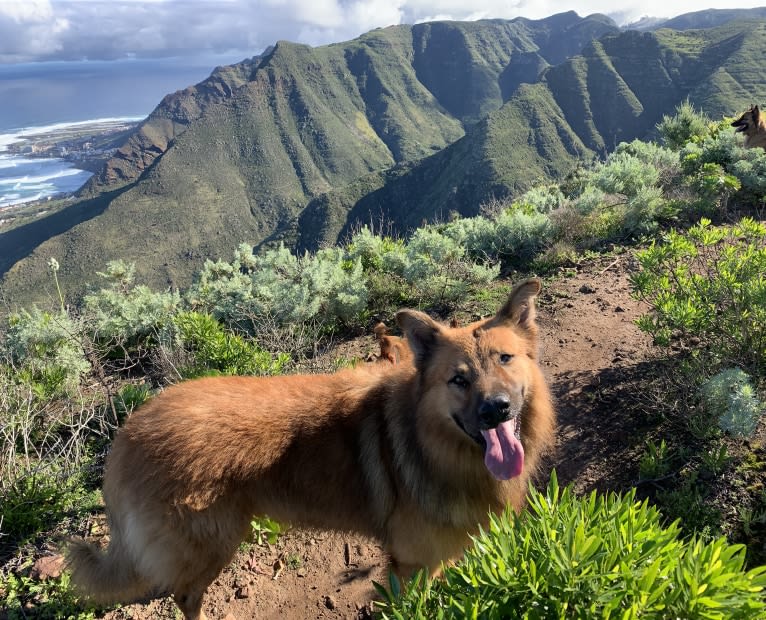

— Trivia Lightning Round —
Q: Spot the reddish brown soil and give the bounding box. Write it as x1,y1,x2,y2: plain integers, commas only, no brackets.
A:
80,252,659,620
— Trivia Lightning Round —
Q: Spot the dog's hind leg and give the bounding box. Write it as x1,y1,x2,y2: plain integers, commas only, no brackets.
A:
173,551,236,620
170,507,251,620
175,586,207,620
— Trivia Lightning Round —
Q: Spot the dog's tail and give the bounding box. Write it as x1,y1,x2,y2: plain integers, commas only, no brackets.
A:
66,537,151,605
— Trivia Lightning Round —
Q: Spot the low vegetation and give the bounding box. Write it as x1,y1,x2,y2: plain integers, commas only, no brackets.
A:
1,103,765,616
376,474,766,619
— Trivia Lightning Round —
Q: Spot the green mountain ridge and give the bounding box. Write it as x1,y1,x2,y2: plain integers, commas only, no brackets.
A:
1,11,765,305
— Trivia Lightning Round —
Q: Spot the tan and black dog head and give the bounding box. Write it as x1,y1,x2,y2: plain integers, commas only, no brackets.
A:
732,105,766,149
396,279,547,481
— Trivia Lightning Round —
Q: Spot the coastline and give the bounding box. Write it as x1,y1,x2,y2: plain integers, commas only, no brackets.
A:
0,117,143,210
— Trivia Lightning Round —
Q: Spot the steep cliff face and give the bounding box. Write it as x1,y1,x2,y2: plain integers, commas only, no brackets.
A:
80,56,264,190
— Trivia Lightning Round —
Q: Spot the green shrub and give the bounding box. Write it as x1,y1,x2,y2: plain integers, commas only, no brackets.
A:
83,260,180,344
1,469,100,551
402,226,499,305
376,473,766,619
613,140,681,188
678,126,766,206
701,368,763,438
656,99,712,150
631,218,766,373
592,151,660,197
172,311,290,378
511,185,566,214
445,208,552,266
4,309,90,397
589,150,671,236
189,244,368,327
113,383,151,425
731,149,766,199
185,245,256,324
347,227,407,273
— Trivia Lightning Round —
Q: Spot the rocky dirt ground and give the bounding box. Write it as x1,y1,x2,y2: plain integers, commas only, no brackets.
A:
47,251,656,620
13,249,708,620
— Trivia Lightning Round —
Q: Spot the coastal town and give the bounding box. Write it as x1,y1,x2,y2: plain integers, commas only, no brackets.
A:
4,118,140,173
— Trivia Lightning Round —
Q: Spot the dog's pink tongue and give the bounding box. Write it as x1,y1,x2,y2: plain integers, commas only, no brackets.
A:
481,420,524,480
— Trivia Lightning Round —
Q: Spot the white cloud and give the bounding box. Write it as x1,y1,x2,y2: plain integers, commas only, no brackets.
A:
0,0,54,22
0,0,764,63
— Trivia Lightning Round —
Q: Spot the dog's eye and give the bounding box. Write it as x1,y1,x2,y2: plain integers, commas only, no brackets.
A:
449,375,470,389
499,353,514,364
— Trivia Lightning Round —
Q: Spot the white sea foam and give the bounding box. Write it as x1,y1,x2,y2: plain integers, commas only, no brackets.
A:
0,116,143,208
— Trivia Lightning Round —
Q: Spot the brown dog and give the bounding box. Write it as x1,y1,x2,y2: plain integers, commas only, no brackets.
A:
374,318,459,364
67,279,555,620
732,105,766,150
373,321,412,365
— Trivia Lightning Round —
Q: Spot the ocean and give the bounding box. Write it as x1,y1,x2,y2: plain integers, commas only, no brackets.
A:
0,54,248,208
0,119,144,208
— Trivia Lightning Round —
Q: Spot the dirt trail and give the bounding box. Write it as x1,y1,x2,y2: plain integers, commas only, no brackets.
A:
103,254,656,620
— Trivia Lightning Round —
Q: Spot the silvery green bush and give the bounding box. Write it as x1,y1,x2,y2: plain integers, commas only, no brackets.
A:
190,243,368,326
702,368,763,437
445,208,553,265
83,260,180,342
4,308,90,396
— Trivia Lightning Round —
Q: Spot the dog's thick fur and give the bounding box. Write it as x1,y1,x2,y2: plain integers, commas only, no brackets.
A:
732,105,766,150
67,280,555,620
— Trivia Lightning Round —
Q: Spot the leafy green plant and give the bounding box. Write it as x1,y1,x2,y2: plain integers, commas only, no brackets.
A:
113,383,151,424
631,218,766,373
1,566,99,620
1,471,101,552
189,243,369,328
376,473,766,619
172,311,290,378
655,471,721,536
639,439,671,479
656,99,712,150
249,517,283,546
701,442,732,476
446,207,553,266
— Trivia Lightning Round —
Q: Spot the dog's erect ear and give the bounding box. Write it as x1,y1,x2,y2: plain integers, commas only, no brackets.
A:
396,310,442,367
493,278,542,332
754,105,761,121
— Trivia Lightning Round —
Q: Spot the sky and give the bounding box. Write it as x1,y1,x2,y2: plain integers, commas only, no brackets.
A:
2,0,765,64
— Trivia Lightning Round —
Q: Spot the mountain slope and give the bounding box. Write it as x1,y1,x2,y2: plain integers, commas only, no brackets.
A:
294,20,766,251
3,14,766,305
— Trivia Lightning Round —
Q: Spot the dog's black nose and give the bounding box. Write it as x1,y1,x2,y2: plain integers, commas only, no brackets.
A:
478,394,512,428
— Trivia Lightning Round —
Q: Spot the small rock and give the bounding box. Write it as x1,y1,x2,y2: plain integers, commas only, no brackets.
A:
325,595,338,610
297,568,307,578
236,586,250,599
30,555,65,581
579,284,596,294
614,306,625,313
